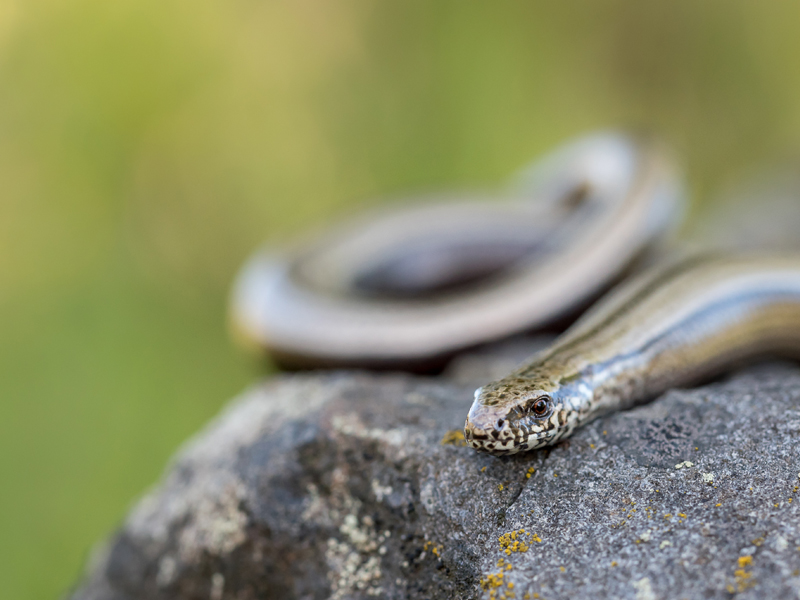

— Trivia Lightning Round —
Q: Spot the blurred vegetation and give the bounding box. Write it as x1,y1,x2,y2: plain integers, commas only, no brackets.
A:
3,1,800,597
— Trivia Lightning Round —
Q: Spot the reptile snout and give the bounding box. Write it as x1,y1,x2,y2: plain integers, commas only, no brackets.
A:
464,402,518,454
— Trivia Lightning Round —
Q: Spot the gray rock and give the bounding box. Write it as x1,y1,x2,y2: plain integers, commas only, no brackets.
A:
72,364,800,600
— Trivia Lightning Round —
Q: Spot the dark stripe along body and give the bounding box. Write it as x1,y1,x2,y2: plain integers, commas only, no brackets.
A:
465,254,800,454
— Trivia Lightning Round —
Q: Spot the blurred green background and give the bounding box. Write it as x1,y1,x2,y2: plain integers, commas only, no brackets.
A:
3,1,800,597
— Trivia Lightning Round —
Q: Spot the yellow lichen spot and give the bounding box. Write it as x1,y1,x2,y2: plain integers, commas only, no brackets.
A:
559,566,565,572
603,431,607,435
664,514,672,519
532,534,542,543
480,571,505,591
775,503,780,508
441,430,467,446
498,484,504,492
533,594,540,599
590,443,595,449
678,513,686,518
788,498,793,503
716,503,722,507
526,467,535,479
752,537,764,547
611,561,618,567
508,582,514,589
498,529,531,554
553,473,558,477
481,466,487,472
733,555,756,592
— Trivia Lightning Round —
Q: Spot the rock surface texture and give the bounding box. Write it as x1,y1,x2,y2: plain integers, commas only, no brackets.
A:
72,361,800,600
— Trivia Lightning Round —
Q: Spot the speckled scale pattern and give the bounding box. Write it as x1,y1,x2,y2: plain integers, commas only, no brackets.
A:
465,254,800,455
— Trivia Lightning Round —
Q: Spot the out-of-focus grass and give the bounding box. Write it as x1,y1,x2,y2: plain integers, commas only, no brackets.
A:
3,1,800,598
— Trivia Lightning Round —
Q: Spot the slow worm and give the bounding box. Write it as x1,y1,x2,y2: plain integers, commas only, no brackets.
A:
464,253,800,454
231,132,684,368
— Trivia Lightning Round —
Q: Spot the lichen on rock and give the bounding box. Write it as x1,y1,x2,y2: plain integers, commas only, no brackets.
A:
72,364,800,599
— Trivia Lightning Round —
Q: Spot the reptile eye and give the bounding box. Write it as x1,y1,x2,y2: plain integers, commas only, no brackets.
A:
531,396,551,418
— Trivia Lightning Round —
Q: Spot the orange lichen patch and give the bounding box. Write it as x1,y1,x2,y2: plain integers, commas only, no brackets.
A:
480,571,504,590
497,558,513,571
733,569,754,591
731,556,756,592
422,540,443,559
499,529,531,554
482,567,520,600
526,467,535,479
440,430,467,446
